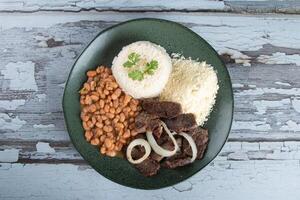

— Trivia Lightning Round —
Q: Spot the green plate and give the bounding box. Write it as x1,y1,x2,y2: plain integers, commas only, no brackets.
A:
63,18,233,189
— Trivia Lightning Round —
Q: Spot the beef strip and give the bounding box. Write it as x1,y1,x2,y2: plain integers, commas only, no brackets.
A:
164,113,197,132
131,145,146,160
135,112,158,133
126,140,160,177
161,154,191,169
135,158,160,177
135,112,161,133
141,100,182,119
183,127,209,160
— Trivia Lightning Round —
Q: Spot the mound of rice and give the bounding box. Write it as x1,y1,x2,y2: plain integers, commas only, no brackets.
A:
160,58,219,125
112,41,172,99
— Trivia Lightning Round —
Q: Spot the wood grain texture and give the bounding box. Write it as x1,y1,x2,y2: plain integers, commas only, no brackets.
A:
0,12,299,142
1,160,300,200
0,11,300,198
1,0,300,13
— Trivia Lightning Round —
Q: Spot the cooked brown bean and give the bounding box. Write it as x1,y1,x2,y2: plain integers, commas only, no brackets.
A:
123,130,130,139
87,70,97,77
81,114,89,122
123,95,131,106
106,151,116,157
90,81,96,91
80,66,140,157
104,89,109,95
96,122,103,128
82,122,90,130
109,107,115,114
87,121,94,128
91,116,97,125
99,99,105,108
85,96,92,105
91,138,100,145
104,120,111,125
90,95,99,101
104,138,112,148
119,113,125,122
85,131,93,141
89,104,97,112
100,146,106,154
104,105,109,113
96,128,103,137
106,113,114,119
115,107,122,114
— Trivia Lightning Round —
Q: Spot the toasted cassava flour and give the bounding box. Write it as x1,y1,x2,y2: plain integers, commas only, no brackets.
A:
160,58,219,125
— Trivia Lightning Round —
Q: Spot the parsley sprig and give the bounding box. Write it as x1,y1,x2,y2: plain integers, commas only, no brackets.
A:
123,52,140,68
144,60,158,75
123,52,159,81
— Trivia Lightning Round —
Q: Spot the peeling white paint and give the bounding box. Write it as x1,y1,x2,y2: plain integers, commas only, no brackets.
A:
227,152,249,161
253,99,290,114
280,120,300,131
36,94,46,102
0,113,26,131
232,120,271,131
0,99,26,110
218,48,251,66
34,35,49,41
275,81,291,87
1,61,37,91
33,124,55,129
292,98,300,113
38,41,48,48
257,52,300,66
237,87,300,96
232,83,244,88
36,142,55,153
58,82,65,88
173,181,193,192
0,149,19,162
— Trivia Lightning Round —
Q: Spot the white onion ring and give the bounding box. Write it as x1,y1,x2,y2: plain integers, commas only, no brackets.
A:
179,132,198,163
126,138,151,164
146,121,179,157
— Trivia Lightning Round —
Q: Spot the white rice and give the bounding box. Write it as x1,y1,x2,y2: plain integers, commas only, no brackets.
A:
112,41,172,99
160,58,219,125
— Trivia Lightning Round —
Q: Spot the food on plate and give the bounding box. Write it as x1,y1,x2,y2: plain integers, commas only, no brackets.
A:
79,41,218,176
160,57,219,125
80,66,141,157
112,41,172,99
141,99,182,118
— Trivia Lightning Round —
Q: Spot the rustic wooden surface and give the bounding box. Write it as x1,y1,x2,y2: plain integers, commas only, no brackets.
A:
1,1,300,199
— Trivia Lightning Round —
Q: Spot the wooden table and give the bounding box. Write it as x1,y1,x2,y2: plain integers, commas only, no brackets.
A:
1,1,300,199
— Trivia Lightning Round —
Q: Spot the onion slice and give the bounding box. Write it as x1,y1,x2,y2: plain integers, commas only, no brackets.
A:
179,132,198,163
146,121,179,157
126,138,151,164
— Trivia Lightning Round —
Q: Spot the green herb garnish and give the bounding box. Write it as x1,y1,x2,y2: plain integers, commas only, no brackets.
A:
128,70,144,81
144,60,158,75
123,52,140,68
123,52,159,81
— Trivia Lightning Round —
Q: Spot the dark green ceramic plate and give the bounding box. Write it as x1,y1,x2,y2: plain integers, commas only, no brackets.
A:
63,18,233,190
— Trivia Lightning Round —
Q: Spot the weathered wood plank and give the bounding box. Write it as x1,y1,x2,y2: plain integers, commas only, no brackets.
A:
1,0,300,14
225,1,300,14
0,160,300,199
0,12,299,142
0,0,225,12
1,140,300,164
